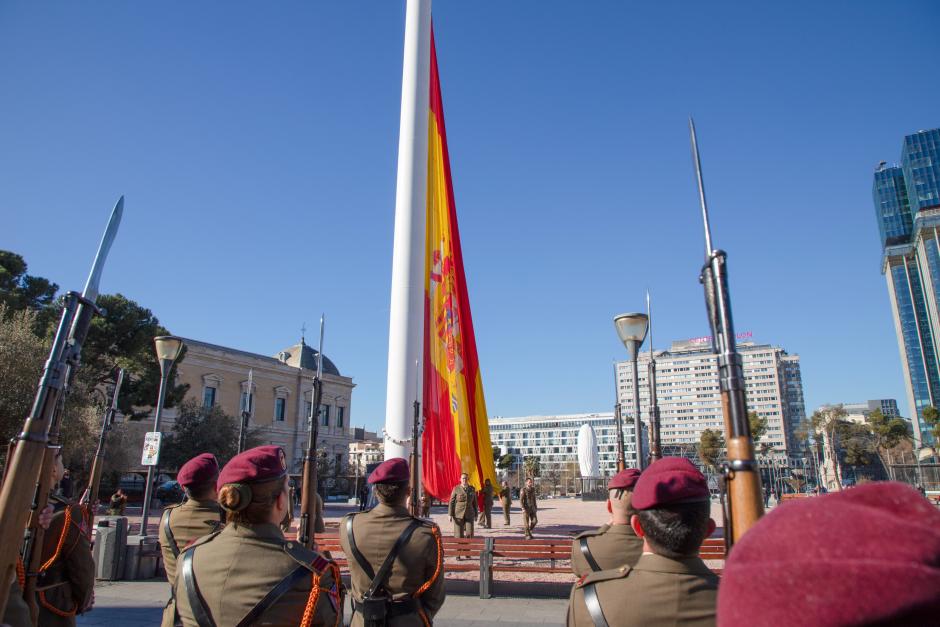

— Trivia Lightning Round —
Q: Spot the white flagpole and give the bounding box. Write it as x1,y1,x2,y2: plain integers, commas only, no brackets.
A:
384,0,432,460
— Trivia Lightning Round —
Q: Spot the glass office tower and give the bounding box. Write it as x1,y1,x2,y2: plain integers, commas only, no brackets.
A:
874,129,940,446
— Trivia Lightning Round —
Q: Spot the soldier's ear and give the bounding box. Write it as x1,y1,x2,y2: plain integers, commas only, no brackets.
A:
630,514,644,538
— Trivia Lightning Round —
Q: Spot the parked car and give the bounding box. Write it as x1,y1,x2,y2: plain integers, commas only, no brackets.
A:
156,480,184,504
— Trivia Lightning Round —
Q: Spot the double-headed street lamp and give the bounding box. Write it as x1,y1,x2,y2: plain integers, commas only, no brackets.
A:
614,313,649,470
140,335,184,535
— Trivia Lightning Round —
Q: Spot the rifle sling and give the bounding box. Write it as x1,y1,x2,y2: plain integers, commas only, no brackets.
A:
346,514,422,599
583,583,610,627
163,509,179,558
182,546,308,627
579,537,602,572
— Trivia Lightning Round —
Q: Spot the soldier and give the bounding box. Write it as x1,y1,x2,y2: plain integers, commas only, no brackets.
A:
340,458,446,626
108,488,127,515
159,453,224,627
419,493,431,518
520,478,538,539
174,445,340,626
567,457,719,626
2,504,53,627
717,482,940,626
34,446,95,627
499,480,512,526
478,478,495,529
570,468,643,577
448,472,477,538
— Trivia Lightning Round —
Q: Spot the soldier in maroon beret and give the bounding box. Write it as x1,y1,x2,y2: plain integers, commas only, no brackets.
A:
159,453,224,627
340,458,446,626
570,468,644,577
174,446,340,626
567,457,719,626
718,482,940,627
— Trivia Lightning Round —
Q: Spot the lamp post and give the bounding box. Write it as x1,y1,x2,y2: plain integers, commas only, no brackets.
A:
614,313,649,469
140,335,184,535
646,291,662,462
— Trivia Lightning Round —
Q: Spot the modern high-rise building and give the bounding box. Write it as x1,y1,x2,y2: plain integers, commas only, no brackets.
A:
489,413,647,477
873,128,940,446
616,337,806,457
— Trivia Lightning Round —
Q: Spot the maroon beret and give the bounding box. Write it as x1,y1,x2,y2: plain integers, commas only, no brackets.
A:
718,482,940,627
177,453,218,488
608,468,642,490
217,445,288,489
631,457,709,510
368,458,410,484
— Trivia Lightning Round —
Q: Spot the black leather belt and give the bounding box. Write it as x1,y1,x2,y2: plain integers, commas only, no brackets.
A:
352,597,419,617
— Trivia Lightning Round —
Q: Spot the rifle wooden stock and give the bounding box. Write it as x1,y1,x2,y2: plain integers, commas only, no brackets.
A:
298,375,322,550
0,293,78,619
721,391,764,544
23,446,57,625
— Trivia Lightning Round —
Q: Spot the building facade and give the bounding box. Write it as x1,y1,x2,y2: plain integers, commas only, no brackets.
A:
616,338,806,457
172,337,356,474
841,399,901,424
489,413,647,477
874,128,940,446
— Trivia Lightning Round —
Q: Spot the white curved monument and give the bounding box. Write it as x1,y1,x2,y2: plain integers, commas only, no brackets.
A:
577,423,600,478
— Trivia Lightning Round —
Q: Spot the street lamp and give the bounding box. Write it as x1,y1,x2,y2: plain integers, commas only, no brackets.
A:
140,335,184,535
614,312,649,469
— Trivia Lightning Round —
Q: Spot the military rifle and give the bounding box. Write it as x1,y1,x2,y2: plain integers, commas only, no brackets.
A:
409,359,421,517
613,362,625,472
298,315,324,550
646,291,662,462
0,197,123,619
688,119,763,547
81,368,125,512
238,368,253,453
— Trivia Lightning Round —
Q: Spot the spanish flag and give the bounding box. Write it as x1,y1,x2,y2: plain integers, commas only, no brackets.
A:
422,30,498,499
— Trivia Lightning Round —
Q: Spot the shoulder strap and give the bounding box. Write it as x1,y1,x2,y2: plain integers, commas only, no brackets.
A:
583,583,610,627
345,514,375,580
365,519,422,599
181,549,216,627
235,565,308,627
579,537,602,572
163,509,179,558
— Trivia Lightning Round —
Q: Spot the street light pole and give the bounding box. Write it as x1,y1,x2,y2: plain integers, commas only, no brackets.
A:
614,312,649,470
140,335,184,535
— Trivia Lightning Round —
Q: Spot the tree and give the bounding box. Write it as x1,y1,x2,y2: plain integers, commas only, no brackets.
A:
922,406,940,457
748,411,768,444
0,305,47,460
865,409,910,478
841,423,874,472
697,428,725,471
160,399,263,470
811,405,850,491
523,455,541,478
496,453,515,471
0,251,59,332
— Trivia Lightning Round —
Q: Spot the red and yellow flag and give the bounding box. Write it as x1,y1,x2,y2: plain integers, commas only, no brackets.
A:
422,31,498,499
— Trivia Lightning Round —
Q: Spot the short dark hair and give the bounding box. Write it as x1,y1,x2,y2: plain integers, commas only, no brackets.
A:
185,480,216,501
375,481,409,505
636,501,710,559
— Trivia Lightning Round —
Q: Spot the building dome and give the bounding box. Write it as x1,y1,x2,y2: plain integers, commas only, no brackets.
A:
275,341,341,376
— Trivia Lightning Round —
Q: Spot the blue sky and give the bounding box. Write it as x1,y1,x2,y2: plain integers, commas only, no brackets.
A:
2,1,939,432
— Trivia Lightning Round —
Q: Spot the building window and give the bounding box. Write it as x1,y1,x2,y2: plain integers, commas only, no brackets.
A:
203,386,216,408
275,398,286,422
336,406,345,428
335,453,343,468
240,391,253,414
320,404,330,427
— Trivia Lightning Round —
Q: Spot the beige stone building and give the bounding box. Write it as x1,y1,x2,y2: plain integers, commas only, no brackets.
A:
171,337,355,474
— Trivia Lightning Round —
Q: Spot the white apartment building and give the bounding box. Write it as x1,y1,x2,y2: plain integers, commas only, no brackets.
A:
617,337,806,457
489,413,647,477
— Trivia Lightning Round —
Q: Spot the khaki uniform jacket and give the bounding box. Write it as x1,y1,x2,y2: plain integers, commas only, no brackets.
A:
36,496,95,627
570,524,645,577
567,553,719,627
448,485,477,521
159,498,225,627
499,488,512,507
3,579,31,627
339,503,446,627
159,498,225,585
520,486,538,513
174,523,340,627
